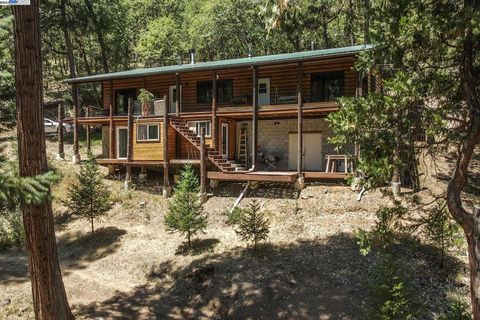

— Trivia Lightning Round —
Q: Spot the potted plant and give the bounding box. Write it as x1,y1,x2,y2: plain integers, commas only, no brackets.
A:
138,88,154,116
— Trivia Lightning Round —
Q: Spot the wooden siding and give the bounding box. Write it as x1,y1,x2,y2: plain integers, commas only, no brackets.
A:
101,56,357,113
133,122,163,161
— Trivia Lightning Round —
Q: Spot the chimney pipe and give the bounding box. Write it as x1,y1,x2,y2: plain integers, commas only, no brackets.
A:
189,49,195,65
311,41,315,50
248,45,253,59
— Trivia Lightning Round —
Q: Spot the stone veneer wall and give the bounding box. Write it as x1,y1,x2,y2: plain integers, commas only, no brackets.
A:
235,118,354,171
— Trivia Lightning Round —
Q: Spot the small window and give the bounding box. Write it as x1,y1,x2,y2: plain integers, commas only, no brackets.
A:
196,79,233,104
311,71,345,102
187,121,211,137
137,124,160,141
259,83,267,94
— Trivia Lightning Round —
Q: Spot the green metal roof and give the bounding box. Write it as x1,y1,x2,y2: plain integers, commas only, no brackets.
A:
65,44,373,84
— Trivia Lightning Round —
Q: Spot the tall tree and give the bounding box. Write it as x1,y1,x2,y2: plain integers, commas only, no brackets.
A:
83,0,109,73
13,1,73,318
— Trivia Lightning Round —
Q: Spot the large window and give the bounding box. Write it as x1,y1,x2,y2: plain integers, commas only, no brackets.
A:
137,124,160,142
115,89,137,115
310,71,345,102
196,79,233,104
187,121,211,137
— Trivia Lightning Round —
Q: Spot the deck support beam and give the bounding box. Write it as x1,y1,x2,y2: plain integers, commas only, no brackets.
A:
108,80,115,173
251,66,258,171
211,72,218,150
296,62,305,190
56,103,65,160
124,98,134,190
162,95,171,197
199,128,207,203
175,73,180,116
72,83,80,164
85,106,91,154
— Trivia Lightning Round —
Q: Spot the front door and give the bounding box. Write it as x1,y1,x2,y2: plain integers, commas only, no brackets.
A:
288,132,322,171
117,127,128,159
169,85,182,113
258,78,270,106
221,122,229,159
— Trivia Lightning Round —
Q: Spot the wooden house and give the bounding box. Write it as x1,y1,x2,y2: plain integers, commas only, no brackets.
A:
63,44,376,191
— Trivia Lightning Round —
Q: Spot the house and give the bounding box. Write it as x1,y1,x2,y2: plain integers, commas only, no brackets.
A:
63,44,377,193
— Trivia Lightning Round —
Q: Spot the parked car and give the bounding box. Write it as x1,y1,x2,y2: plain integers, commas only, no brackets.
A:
44,118,72,135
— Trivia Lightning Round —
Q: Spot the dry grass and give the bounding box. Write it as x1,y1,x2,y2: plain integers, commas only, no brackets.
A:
0,132,472,319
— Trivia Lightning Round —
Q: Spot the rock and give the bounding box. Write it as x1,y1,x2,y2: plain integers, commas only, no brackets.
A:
0,298,11,307
324,188,329,194
139,201,147,208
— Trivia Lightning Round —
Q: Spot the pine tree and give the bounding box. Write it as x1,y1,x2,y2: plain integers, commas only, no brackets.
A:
64,153,111,237
164,165,207,248
236,200,270,251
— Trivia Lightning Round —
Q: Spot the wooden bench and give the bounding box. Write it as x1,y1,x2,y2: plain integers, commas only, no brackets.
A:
325,155,353,173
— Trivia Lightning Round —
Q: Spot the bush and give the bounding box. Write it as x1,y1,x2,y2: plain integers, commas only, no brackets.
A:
363,255,417,319
64,153,111,237
439,299,471,320
165,165,207,248
0,209,24,251
236,200,270,251
226,207,243,225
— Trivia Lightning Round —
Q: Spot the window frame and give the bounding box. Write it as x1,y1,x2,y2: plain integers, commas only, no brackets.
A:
187,120,211,138
310,71,345,102
196,79,233,104
136,123,160,142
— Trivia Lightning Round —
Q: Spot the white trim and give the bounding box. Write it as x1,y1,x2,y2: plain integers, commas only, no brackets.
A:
221,122,229,158
136,123,160,142
187,120,211,138
116,126,128,159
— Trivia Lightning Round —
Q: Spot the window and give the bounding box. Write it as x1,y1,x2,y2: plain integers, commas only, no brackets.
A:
137,124,160,141
115,89,137,115
187,121,211,137
310,71,345,102
196,79,233,104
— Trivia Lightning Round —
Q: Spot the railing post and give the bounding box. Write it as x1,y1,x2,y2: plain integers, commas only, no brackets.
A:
72,83,81,164
212,71,218,150
200,127,207,203
296,62,305,190
162,95,171,198
56,103,65,160
251,66,258,171
124,98,133,190
175,73,180,116
86,106,91,154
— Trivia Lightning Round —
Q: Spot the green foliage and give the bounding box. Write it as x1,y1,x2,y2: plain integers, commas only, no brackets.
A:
0,209,25,251
418,202,464,267
439,299,471,320
364,255,416,320
138,88,154,103
236,200,270,251
0,9,15,129
356,201,408,255
226,207,243,225
64,153,111,236
164,165,207,248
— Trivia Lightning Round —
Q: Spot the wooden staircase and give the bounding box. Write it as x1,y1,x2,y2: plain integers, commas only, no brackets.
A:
169,117,244,173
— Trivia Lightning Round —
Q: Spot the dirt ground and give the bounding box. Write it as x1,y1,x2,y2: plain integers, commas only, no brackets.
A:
0,131,472,319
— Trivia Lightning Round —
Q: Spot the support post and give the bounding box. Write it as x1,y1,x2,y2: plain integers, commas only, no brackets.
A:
251,66,258,171
211,71,218,150
162,95,171,197
56,103,65,160
175,73,180,117
296,63,305,190
86,106,91,154
124,98,134,190
72,83,80,164
200,128,207,203
108,80,115,174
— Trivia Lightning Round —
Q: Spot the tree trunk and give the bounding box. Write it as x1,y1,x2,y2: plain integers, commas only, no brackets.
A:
363,0,370,44
13,2,74,319
446,5,480,316
91,217,94,237
347,0,356,45
59,0,76,79
83,0,109,73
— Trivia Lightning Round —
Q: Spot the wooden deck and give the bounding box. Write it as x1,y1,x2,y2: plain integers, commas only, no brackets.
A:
208,170,348,183
96,159,165,166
